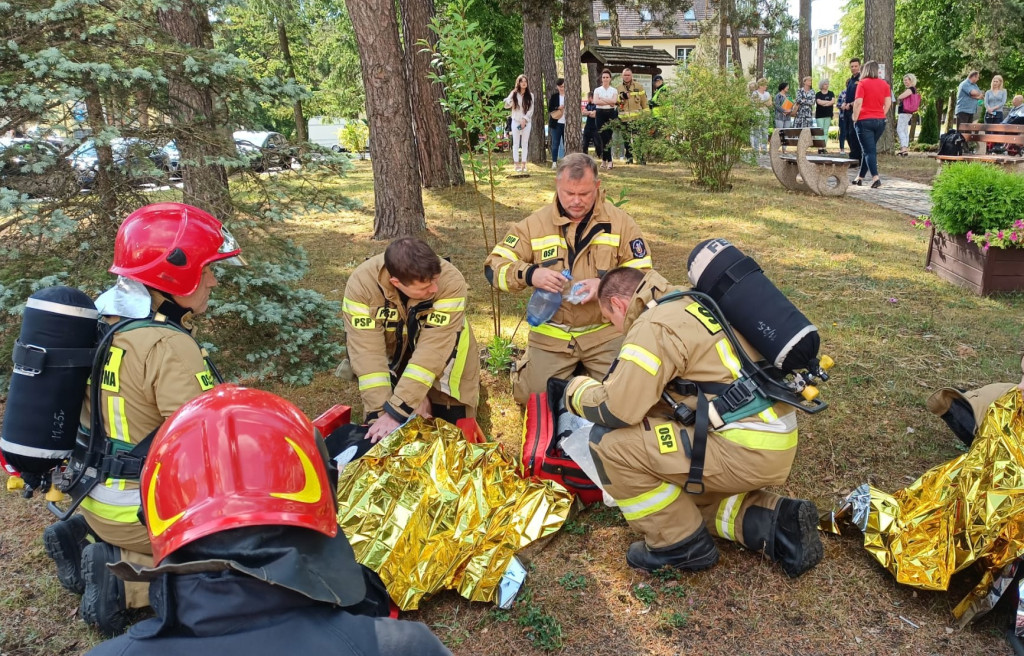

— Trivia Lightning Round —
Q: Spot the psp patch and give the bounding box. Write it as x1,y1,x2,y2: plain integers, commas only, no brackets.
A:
426,311,450,327
504,234,520,248
630,238,648,259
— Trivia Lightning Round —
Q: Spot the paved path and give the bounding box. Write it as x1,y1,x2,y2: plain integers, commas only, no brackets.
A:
756,155,933,217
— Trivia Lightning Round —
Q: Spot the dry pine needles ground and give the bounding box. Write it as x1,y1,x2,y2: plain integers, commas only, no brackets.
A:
1,156,1021,655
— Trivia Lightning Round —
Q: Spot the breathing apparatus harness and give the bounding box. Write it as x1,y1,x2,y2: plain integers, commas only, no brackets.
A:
651,290,831,495
48,310,222,520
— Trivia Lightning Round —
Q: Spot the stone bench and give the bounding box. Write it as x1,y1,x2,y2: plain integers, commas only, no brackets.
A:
769,127,858,196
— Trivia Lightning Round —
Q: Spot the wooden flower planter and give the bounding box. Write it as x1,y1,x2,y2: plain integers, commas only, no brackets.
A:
925,228,1024,295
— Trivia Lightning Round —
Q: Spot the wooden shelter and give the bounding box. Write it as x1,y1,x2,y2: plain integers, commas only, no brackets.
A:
580,46,676,77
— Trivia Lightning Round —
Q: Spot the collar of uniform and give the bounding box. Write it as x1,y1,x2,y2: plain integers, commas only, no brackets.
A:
149,290,196,331
553,188,609,227
374,256,408,307
623,269,673,332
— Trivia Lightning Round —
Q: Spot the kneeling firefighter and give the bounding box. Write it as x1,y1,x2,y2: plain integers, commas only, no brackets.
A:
41,202,243,635
562,264,828,577
85,386,450,656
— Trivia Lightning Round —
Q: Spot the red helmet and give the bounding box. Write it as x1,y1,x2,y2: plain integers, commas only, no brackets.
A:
110,202,242,296
141,385,338,565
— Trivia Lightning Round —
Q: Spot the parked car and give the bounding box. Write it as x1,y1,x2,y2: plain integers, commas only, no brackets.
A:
67,138,176,188
0,137,77,197
232,130,296,171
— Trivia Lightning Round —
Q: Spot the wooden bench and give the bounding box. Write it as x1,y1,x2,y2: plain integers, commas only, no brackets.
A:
769,127,858,196
935,123,1024,170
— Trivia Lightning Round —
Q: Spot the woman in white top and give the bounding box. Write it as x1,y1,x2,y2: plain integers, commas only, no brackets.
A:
593,68,619,169
504,74,534,172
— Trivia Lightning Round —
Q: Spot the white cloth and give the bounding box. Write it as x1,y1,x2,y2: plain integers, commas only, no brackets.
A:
557,94,565,124
503,91,533,125
511,121,531,163
94,277,151,319
593,85,618,108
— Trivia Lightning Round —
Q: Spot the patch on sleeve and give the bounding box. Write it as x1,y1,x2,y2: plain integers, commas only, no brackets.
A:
351,316,376,330
504,234,520,248
426,311,450,327
195,368,216,391
630,238,648,259
684,302,722,334
654,423,678,454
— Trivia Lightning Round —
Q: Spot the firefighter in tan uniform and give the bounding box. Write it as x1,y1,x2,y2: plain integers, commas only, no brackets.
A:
617,67,649,164
563,267,823,577
483,153,651,404
343,238,480,443
42,202,243,635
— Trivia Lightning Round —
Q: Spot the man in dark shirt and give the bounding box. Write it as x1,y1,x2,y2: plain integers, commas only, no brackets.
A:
841,58,862,163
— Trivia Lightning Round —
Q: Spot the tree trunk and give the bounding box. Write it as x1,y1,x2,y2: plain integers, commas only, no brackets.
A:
729,10,742,76
562,20,582,155
798,0,811,82
718,2,728,70
863,0,895,153
84,86,117,220
582,3,600,91
756,37,765,78
524,15,547,164
399,0,464,188
157,0,232,218
345,0,425,239
540,10,558,100
276,19,307,143
909,112,918,142
945,92,956,131
608,3,621,47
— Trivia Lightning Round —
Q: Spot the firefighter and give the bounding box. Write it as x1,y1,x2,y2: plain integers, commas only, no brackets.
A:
483,153,651,405
617,67,650,164
343,238,479,442
42,202,242,635
562,267,823,577
85,385,452,656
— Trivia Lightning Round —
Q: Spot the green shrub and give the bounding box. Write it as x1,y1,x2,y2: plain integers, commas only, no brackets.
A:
918,100,939,145
930,162,1024,236
339,121,369,156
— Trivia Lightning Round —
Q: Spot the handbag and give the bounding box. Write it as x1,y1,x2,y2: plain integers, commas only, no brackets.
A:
550,107,564,120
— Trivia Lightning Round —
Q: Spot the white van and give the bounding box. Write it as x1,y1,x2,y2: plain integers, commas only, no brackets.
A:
307,117,347,150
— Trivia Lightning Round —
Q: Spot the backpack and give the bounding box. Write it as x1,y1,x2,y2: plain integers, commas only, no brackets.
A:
938,129,966,156
520,378,603,505
902,92,922,113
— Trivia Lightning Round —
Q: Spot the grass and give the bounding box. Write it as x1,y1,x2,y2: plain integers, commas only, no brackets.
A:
2,154,1022,655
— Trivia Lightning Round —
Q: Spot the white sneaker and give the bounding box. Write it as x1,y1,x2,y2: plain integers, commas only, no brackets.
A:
551,162,557,169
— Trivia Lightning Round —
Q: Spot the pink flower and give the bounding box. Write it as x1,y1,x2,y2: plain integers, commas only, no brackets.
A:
1016,219,1024,230
924,219,932,227
983,243,990,253
888,297,898,303
1013,232,1019,242
967,230,974,241
999,231,1005,240
910,219,917,227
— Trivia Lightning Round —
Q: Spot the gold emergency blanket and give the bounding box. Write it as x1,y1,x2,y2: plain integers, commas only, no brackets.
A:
335,418,573,610
825,388,1024,621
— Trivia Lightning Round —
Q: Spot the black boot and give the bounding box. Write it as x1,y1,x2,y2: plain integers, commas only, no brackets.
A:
44,514,93,594
80,542,128,636
770,498,823,578
626,525,719,573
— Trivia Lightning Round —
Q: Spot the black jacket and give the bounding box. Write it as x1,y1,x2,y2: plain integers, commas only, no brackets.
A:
548,91,564,128
85,571,452,656
844,73,860,121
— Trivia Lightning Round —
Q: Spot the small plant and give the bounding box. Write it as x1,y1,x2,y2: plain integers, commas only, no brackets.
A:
516,590,564,651
562,518,588,535
930,162,1024,241
660,609,689,629
338,121,369,159
609,186,631,208
663,582,688,599
651,565,680,582
633,582,657,606
557,572,587,590
490,608,512,622
485,334,514,374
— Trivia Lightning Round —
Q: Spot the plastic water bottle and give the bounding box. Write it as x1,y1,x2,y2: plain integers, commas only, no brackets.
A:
526,269,571,327
566,281,588,304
